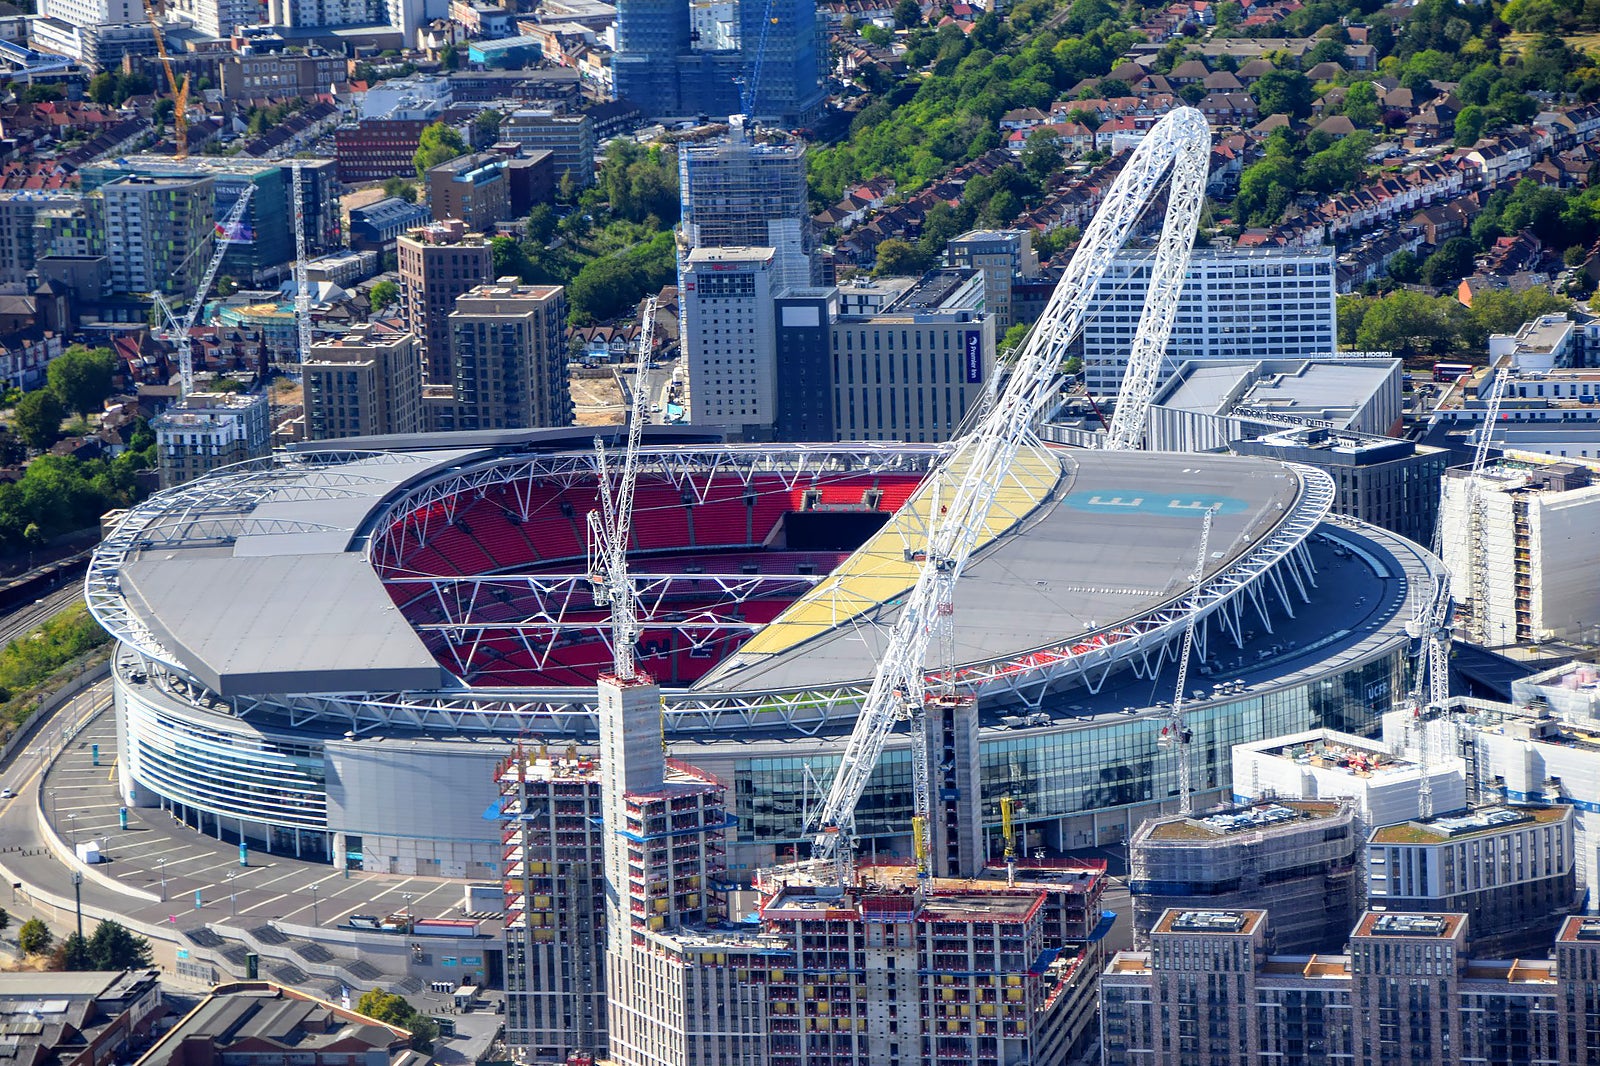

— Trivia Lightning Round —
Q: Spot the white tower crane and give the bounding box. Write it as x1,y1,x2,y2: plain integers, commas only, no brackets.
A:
291,161,314,366
588,296,658,680
1467,358,1512,646
806,108,1212,875
158,186,256,397
1161,507,1215,817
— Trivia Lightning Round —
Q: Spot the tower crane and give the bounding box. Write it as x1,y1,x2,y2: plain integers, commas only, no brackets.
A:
1160,507,1215,817
1467,358,1512,646
141,0,189,160
154,186,255,397
1000,795,1017,887
805,108,1212,878
291,161,314,366
732,0,778,127
587,296,657,680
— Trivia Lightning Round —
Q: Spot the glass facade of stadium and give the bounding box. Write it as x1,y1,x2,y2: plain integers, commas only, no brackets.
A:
112,637,1405,873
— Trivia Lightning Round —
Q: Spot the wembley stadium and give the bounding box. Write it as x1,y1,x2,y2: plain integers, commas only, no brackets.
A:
86,427,1441,879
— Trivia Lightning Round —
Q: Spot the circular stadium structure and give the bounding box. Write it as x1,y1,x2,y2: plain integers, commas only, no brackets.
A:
87,428,1442,878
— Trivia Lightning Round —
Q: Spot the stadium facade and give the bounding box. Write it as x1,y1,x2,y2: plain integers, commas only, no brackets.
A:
87,428,1440,879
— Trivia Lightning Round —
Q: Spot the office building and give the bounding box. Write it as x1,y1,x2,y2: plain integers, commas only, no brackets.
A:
447,281,572,431
426,152,509,233
947,229,1040,332
502,150,556,217
1231,728,1466,836
679,129,812,288
99,175,214,298
1438,455,1600,646
154,391,272,488
501,111,595,189
1128,800,1359,954
1145,357,1405,452
34,0,154,68
1101,909,1600,1066
303,320,423,441
1367,804,1578,958
1231,429,1449,547
0,191,91,288
397,220,494,385
1082,246,1337,395
82,157,341,286
681,245,777,439
612,0,823,125
830,268,995,443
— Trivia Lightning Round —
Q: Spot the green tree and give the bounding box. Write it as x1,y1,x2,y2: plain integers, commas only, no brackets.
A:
1468,287,1572,337
19,84,63,105
46,346,117,418
87,920,153,970
1343,80,1379,127
12,389,65,452
873,238,927,276
491,235,532,280
526,204,558,245
473,108,503,145
54,932,94,971
1386,249,1421,284
1021,128,1063,182
87,72,117,106
1454,105,1487,147
1420,237,1477,289
369,280,399,313
1353,289,1466,356
354,990,439,1053
382,177,418,203
1253,70,1315,120
18,917,51,956
413,121,469,180
440,43,461,70
894,0,921,27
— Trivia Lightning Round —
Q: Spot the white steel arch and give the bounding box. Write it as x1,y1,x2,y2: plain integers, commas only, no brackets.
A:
807,107,1213,863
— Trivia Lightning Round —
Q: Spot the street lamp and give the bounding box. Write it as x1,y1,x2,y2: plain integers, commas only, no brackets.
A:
157,858,168,902
401,892,414,928
68,812,77,848
309,882,321,927
71,870,82,940
225,872,237,917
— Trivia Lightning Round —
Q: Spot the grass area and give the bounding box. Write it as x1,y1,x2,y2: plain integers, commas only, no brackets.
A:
1505,32,1600,57
0,601,111,743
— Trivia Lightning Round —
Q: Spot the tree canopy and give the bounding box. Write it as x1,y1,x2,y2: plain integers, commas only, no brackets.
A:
46,346,117,419
355,991,439,1053
413,122,469,180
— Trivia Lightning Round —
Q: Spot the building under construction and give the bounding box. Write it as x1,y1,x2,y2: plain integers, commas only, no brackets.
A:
498,677,1110,1066
1128,799,1359,953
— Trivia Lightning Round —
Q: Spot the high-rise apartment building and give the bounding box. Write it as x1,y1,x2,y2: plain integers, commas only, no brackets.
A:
1081,246,1337,395
681,245,777,439
612,0,823,125
679,129,812,289
397,221,494,385
425,152,510,234
0,192,91,287
947,229,1040,332
154,391,271,488
82,156,341,286
303,320,423,441
1439,455,1600,647
1102,909,1600,1066
99,174,214,298
1128,800,1359,954
1366,805,1578,958
830,268,995,443
171,0,260,37
447,281,572,431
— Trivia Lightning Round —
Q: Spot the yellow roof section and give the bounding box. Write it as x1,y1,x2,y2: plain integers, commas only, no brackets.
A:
730,444,1063,660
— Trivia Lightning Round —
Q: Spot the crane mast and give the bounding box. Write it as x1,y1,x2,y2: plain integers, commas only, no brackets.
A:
168,186,254,397
1161,507,1215,817
806,108,1212,872
587,296,657,680
141,0,189,160
292,161,315,367
1467,358,1511,646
